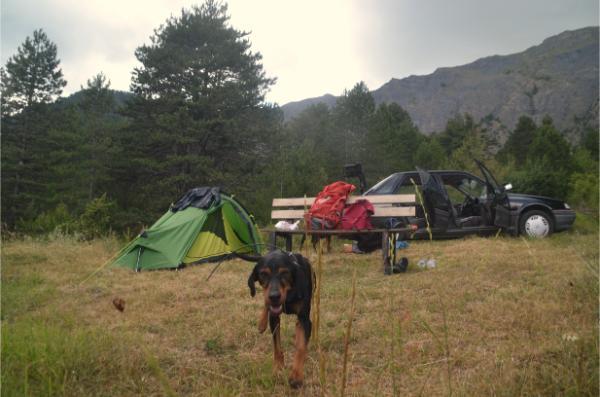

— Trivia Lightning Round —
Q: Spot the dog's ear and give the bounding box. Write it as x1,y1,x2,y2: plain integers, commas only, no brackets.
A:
247,261,262,297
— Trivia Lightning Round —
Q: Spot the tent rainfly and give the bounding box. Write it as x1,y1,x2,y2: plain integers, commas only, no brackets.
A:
113,187,262,271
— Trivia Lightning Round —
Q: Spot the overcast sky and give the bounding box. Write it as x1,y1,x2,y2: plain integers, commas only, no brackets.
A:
1,0,598,105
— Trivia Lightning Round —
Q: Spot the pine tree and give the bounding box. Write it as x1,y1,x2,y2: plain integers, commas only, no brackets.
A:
365,102,422,181
499,116,537,165
333,82,375,164
437,113,475,155
79,73,117,200
121,1,277,216
2,29,66,113
1,29,67,228
414,138,446,170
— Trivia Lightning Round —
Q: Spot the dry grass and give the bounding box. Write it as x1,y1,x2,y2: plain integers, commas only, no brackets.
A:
2,229,598,396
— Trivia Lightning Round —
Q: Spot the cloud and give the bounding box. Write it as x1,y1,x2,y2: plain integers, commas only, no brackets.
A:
354,0,599,91
2,0,598,103
1,0,191,93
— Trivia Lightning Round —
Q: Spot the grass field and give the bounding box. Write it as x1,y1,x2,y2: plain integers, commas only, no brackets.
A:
2,224,598,396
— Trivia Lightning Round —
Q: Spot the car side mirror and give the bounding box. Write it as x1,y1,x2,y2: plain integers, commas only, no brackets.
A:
504,183,513,191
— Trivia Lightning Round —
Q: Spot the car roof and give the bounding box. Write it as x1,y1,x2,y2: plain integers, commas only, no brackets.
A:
389,170,475,176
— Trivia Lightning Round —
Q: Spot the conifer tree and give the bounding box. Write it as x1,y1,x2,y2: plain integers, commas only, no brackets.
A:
499,116,537,165
2,29,66,113
1,29,67,227
121,0,277,216
333,81,375,165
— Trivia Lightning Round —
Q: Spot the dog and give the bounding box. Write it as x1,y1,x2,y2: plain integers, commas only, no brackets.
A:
247,249,314,388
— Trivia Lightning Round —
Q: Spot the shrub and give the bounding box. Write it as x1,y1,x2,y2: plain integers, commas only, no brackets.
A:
16,203,75,235
569,173,599,216
77,194,115,239
509,160,570,199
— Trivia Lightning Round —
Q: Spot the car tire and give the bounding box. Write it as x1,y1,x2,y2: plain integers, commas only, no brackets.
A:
519,210,553,238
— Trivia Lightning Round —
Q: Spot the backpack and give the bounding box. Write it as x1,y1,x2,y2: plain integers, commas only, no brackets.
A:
340,199,374,230
307,181,356,229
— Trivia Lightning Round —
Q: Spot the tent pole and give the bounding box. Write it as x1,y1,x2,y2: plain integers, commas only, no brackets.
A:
135,247,144,272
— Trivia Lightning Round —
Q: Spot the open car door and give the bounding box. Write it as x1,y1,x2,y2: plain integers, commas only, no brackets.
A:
416,167,453,230
475,160,511,228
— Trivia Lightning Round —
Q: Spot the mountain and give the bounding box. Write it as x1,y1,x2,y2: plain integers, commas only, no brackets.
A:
281,27,599,142
58,89,133,108
281,93,337,120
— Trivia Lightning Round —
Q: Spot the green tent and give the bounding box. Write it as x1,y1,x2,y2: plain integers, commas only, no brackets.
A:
113,189,262,271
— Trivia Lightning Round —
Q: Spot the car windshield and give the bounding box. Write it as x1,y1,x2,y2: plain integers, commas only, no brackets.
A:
365,174,399,194
439,174,488,200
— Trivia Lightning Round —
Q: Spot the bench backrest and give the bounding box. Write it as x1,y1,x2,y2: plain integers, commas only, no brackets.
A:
271,194,416,220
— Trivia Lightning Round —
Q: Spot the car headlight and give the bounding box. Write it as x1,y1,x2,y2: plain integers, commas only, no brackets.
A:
564,203,571,209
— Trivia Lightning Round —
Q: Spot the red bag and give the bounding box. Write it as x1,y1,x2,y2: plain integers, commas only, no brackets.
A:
307,181,356,229
340,199,374,230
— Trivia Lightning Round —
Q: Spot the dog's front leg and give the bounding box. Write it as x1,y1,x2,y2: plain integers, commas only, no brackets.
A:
289,316,311,388
258,306,268,333
269,314,284,371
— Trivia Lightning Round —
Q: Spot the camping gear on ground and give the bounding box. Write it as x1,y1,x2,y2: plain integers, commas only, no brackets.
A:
342,242,366,254
395,240,409,249
384,257,408,275
340,199,374,230
112,187,262,271
307,181,356,229
417,258,437,269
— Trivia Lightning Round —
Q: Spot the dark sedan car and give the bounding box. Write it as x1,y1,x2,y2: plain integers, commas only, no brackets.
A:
364,160,576,239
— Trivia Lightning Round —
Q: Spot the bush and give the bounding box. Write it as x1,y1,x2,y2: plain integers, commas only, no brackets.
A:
509,160,570,199
77,194,115,239
569,173,599,216
16,203,75,235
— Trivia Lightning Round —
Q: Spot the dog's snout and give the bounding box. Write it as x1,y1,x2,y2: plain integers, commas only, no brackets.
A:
268,290,281,303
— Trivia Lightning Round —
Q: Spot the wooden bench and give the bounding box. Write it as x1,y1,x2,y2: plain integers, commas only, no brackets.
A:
265,194,417,273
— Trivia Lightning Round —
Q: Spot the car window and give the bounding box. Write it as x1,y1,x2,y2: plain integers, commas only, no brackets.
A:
444,184,466,204
457,177,488,199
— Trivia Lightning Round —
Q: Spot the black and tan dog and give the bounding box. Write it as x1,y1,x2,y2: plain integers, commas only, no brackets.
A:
247,250,313,388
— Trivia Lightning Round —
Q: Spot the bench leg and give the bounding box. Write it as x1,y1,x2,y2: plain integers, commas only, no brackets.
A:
382,231,391,274
390,232,398,273
383,232,406,275
269,232,277,252
383,232,409,274
285,234,293,252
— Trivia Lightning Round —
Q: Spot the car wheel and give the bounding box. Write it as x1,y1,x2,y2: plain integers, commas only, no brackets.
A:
519,210,553,238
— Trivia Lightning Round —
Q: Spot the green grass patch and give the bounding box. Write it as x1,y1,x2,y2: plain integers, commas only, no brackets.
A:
571,211,599,235
1,320,154,397
1,273,55,322
501,336,599,396
0,234,597,395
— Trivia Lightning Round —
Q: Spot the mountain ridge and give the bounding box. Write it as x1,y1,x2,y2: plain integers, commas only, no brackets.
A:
281,26,599,142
